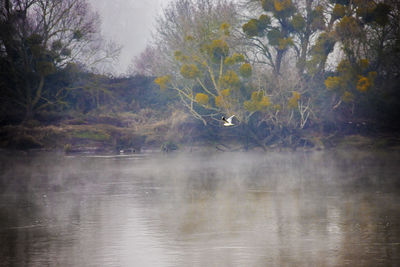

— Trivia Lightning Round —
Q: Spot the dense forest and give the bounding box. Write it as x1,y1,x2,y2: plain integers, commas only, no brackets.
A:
1,0,399,152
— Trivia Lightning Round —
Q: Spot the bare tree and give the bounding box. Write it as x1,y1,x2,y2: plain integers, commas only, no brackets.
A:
0,0,120,118
150,0,240,76
127,45,159,76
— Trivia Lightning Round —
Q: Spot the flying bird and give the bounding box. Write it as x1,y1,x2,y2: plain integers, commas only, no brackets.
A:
222,115,235,126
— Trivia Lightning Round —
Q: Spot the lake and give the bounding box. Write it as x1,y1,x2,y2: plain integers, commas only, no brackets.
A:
1,149,399,266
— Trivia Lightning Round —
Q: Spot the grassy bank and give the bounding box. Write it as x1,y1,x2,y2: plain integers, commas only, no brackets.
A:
1,113,400,154
0,109,197,153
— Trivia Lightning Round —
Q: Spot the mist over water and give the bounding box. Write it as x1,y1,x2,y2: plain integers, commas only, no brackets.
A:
1,150,400,266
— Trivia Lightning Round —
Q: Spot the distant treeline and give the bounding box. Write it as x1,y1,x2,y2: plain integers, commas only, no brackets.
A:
1,72,173,123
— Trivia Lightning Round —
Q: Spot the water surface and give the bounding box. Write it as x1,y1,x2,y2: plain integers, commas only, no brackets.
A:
1,150,399,266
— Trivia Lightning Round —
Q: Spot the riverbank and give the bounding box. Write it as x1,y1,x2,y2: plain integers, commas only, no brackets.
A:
0,110,193,153
1,116,400,154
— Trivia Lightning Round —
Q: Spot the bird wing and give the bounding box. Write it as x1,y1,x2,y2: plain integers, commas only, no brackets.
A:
226,115,235,123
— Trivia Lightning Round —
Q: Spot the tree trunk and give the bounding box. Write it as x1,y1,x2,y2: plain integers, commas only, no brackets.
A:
275,50,284,75
24,101,34,121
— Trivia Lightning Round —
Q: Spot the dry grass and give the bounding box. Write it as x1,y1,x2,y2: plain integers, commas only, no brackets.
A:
0,108,195,151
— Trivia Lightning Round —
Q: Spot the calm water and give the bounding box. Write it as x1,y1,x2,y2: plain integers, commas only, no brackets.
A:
0,149,399,266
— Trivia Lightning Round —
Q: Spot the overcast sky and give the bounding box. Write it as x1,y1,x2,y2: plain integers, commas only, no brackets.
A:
88,0,172,74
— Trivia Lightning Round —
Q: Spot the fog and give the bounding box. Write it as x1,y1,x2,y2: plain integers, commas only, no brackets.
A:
1,150,399,266
88,0,172,74
1,0,399,264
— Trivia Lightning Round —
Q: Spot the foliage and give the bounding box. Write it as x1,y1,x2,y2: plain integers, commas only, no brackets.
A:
287,91,300,109
181,64,200,79
239,63,252,77
244,91,270,112
207,39,230,62
243,0,324,75
222,70,240,88
324,58,377,102
2,0,400,151
332,4,346,20
150,0,239,77
0,0,120,120
154,75,172,90
195,93,209,105
154,21,254,125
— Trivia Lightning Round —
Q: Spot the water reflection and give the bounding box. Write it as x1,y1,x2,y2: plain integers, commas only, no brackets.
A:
0,150,399,266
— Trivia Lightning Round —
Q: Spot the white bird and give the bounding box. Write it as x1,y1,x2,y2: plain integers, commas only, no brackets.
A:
222,115,235,126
